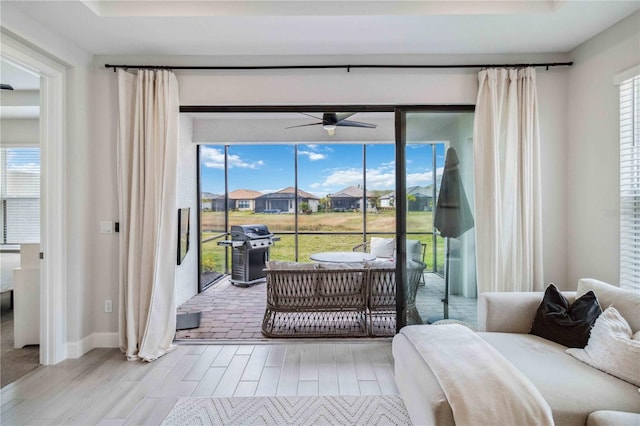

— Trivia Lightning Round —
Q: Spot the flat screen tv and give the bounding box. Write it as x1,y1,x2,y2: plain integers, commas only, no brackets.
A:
177,207,190,265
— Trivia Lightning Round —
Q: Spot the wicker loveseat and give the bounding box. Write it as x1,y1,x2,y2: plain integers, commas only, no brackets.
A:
261,260,426,337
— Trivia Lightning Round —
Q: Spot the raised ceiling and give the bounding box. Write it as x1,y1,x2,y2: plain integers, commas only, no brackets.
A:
2,1,638,56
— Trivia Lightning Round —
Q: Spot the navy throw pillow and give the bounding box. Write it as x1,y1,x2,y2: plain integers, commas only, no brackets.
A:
529,283,602,348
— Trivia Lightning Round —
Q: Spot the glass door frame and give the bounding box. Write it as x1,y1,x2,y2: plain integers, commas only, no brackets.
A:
393,105,475,331
185,104,476,331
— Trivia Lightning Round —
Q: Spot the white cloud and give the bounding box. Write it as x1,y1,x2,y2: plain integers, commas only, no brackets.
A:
8,163,40,174
200,146,264,169
298,145,329,161
298,150,327,161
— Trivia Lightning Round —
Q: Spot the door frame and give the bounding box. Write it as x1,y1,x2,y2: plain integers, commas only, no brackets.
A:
2,35,67,365
394,106,475,331
184,104,476,333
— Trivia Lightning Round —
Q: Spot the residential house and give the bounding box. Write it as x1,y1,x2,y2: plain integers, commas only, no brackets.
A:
380,192,394,208
228,189,263,211
200,192,218,211
407,186,434,212
255,187,320,213
380,186,433,211
0,1,637,422
327,185,375,212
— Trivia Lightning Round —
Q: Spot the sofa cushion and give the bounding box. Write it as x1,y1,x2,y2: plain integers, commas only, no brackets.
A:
266,261,316,270
577,278,640,332
566,306,640,387
365,260,396,269
530,283,602,348
587,410,640,426
316,262,363,270
480,332,640,426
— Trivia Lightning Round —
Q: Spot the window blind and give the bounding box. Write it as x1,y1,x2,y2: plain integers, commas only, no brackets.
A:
620,74,640,290
0,148,40,244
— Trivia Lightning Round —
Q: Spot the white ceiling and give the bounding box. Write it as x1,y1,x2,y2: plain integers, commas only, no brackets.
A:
3,1,639,57
0,59,39,91
0,59,40,120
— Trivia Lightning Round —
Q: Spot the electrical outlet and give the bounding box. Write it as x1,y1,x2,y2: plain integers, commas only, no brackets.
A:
105,299,113,313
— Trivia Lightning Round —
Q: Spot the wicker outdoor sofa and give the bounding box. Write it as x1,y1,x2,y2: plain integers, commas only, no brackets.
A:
261,260,426,337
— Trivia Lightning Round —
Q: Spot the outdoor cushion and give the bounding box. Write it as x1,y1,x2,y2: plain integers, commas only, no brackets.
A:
406,239,423,262
266,260,316,270
370,237,395,259
316,262,363,270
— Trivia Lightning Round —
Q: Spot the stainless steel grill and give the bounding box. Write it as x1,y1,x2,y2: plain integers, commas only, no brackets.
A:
218,224,278,286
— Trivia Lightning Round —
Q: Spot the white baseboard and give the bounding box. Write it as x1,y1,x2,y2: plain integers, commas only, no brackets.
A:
67,332,119,359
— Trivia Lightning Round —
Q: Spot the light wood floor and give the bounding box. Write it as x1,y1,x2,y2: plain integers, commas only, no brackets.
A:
1,341,398,425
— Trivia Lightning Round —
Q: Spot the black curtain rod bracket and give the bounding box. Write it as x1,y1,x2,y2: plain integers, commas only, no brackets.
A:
105,62,573,72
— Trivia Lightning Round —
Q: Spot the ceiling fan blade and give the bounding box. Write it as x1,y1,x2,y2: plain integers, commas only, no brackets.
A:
300,112,323,120
285,122,323,129
335,112,357,122
336,119,377,129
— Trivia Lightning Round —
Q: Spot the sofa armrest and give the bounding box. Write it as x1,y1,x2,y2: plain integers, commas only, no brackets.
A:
478,291,576,333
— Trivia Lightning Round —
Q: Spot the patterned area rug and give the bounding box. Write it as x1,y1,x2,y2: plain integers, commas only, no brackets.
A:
162,394,412,425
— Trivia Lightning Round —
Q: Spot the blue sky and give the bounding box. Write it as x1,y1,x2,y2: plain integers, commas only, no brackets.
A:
4,148,40,174
200,143,445,197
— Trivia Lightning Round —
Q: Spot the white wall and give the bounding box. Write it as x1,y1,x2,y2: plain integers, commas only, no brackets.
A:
176,116,198,306
567,11,640,287
0,119,39,145
1,5,100,354
97,52,571,290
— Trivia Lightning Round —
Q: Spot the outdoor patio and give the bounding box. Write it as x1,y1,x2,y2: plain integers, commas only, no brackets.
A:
175,272,477,341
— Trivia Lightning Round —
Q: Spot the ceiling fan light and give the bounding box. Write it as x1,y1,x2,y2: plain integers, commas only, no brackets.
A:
323,124,336,136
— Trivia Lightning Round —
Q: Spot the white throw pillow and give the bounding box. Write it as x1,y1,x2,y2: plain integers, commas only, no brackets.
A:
566,306,640,387
370,237,395,259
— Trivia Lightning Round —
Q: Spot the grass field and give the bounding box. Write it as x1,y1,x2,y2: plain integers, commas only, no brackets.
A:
200,210,445,274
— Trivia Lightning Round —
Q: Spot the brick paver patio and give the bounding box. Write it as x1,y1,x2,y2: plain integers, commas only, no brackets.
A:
175,273,477,341
176,277,267,340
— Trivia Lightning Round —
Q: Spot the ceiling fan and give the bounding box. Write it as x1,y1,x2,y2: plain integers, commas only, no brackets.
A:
286,112,377,136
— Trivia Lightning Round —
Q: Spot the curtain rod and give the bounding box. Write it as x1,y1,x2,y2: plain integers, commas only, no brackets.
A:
105,62,572,72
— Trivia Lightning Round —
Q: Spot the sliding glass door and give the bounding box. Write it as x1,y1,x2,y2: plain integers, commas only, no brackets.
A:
189,106,477,334
396,108,477,330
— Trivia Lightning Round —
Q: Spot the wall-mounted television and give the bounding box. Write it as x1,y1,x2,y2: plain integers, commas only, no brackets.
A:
177,207,190,265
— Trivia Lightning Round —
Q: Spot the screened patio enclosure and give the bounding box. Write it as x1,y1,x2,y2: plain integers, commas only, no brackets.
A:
180,107,476,338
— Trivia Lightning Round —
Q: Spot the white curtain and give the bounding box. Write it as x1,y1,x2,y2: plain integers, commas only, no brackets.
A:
117,69,180,361
473,68,544,293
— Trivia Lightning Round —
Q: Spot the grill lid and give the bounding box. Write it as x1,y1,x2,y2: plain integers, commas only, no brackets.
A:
231,224,273,240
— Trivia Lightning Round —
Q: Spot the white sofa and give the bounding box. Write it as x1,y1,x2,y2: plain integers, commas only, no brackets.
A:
393,278,640,426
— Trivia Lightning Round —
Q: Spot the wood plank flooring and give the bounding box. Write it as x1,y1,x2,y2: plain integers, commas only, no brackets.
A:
0,341,397,425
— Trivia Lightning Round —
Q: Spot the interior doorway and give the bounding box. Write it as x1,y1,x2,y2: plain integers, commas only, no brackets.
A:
0,57,42,386
1,35,67,367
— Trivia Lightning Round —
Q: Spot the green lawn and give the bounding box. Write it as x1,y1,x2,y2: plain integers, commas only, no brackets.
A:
200,210,445,273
